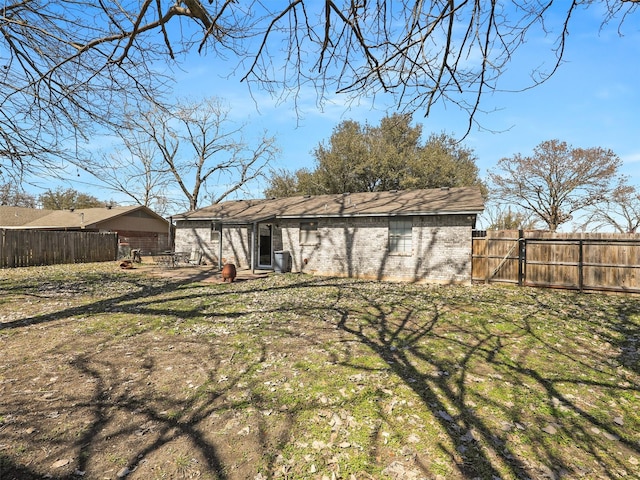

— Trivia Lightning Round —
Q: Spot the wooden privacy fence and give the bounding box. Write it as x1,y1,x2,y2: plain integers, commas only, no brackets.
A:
0,229,119,268
472,230,640,294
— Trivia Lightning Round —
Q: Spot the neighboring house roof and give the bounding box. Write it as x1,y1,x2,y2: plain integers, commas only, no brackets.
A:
173,187,485,224
0,205,169,229
0,206,51,226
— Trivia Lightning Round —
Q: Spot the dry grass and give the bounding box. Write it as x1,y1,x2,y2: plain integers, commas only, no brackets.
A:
1,261,639,480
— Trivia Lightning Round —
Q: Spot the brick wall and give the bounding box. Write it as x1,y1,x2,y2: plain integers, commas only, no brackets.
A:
174,220,251,268
175,214,475,282
174,220,217,265
116,230,169,255
220,226,251,268
279,215,473,283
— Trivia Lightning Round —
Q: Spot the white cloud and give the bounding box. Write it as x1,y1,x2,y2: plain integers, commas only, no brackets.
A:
622,152,640,164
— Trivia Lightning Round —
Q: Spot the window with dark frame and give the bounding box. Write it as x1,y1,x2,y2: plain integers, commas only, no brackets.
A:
210,222,221,241
389,217,413,254
299,221,319,245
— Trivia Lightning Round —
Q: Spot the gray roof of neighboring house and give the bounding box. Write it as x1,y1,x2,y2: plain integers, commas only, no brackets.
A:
0,205,168,229
0,206,52,226
173,187,485,224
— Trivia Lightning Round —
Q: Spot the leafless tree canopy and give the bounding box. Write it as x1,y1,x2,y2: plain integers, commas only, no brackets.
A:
80,128,176,216
488,139,622,232
582,180,640,233
2,1,638,180
83,97,278,212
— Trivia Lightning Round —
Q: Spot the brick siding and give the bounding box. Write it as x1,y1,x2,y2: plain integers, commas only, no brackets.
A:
279,215,473,283
174,214,474,283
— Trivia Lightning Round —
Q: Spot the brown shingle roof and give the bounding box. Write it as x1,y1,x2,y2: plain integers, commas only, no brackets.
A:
0,206,168,229
173,187,484,223
21,206,142,228
0,207,52,227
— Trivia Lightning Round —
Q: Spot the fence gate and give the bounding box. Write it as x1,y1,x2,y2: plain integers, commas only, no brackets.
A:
472,231,521,285
472,230,640,294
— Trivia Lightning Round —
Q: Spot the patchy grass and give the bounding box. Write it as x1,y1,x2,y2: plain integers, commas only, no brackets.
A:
0,262,639,479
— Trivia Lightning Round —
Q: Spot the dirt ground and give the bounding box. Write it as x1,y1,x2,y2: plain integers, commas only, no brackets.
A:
1,263,385,480
1,262,639,480
127,257,271,283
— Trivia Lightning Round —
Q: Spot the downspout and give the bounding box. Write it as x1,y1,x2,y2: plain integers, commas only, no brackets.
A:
251,221,257,274
218,223,223,270
169,216,173,251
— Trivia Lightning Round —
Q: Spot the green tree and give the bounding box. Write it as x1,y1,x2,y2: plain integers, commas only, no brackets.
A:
488,140,621,232
39,188,105,210
264,169,304,198
265,114,485,197
405,132,485,192
310,119,379,194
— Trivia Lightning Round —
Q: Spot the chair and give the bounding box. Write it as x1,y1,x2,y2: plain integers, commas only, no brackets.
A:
188,248,203,266
156,252,173,268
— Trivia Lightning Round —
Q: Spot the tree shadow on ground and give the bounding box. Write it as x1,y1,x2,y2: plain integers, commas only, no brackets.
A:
297,282,640,479
1,269,639,479
326,285,532,479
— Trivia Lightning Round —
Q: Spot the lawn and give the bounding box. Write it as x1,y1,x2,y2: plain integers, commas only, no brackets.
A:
0,262,639,480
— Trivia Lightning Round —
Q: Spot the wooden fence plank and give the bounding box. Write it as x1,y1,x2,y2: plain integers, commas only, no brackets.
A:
0,230,118,268
472,231,640,294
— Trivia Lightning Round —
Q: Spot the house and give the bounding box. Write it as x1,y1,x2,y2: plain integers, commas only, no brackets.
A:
172,187,485,283
0,205,171,255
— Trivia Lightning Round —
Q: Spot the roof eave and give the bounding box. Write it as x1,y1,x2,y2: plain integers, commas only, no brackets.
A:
277,209,483,219
174,214,277,224
175,210,482,222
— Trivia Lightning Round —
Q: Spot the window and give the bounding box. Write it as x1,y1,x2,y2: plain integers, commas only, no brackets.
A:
210,222,222,241
300,221,319,245
389,218,413,254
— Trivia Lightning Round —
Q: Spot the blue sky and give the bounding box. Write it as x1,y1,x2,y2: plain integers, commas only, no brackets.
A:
31,4,639,224
178,3,640,186
170,3,639,191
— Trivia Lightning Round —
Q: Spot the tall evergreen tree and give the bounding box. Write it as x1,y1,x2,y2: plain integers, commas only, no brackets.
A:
265,114,485,197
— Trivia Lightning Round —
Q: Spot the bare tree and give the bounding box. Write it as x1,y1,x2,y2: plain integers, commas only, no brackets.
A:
88,97,278,212
488,140,622,232
3,1,638,181
81,125,176,216
480,202,541,231
0,183,37,207
0,0,174,183
173,98,279,210
581,179,640,233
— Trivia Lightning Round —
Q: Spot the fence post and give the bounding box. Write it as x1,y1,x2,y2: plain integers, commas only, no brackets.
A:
518,229,525,286
578,239,584,292
8,230,15,268
1,229,5,268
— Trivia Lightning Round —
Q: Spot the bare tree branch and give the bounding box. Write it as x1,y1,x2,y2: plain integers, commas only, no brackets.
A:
580,178,640,233
2,1,637,181
84,97,278,212
489,139,622,232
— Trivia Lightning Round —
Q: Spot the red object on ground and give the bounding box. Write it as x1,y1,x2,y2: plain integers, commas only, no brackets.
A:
221,263,237,283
